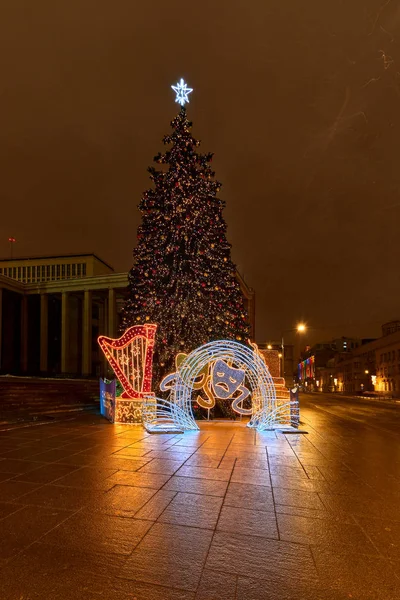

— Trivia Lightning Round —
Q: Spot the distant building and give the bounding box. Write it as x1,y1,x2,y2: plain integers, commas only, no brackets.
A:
297,322,400,396
0,253,255,378
297,337,362,392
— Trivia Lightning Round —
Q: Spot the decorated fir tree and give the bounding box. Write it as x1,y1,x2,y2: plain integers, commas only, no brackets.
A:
121,79,250,384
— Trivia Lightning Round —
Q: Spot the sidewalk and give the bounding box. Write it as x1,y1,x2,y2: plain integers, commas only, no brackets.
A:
0,409,399,599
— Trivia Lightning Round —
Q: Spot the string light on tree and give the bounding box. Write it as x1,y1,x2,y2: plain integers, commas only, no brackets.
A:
171,78,193,106
121,80,250,387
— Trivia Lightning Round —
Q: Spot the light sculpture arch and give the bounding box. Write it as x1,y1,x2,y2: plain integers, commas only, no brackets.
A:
142,339,296,433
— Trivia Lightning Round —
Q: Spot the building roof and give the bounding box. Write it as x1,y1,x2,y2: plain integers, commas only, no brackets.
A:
0,253,114,271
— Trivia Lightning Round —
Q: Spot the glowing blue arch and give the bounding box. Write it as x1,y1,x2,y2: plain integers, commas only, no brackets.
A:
142,340,294,433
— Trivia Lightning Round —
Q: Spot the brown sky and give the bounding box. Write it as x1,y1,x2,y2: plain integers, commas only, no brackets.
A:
1,0,399,345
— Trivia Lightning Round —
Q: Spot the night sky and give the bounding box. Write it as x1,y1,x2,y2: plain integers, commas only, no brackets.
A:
1,1,399,346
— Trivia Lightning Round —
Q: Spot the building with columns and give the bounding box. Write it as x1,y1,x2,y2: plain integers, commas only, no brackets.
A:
0,253,255,378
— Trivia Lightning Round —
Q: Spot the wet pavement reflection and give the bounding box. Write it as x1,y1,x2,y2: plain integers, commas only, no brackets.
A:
0,393,399,599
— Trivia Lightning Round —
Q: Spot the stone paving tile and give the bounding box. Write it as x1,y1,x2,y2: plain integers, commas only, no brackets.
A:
226,447,267,456
223,482,275,512
138,458,185,475
354,516,400,561
29,447,85,462
271,474,331,493
167,445,203,454
319,493,400,520
219,456,236,469
195,569,237,599
275,503,350,521
231,466,270,486
0,479,42,501
277,513,378,554
85,455,155,471
135,489,177,520
234,458,269,470
159,492,223,530
217,505,278,539
120,522,213,592
112,446,151,457
303,465,328,480
10,462,79,484
273,487,326,511
176,465,232,481
312,548,400,600
164,475,229,497
88,484,157,517
0,501,24,520
206,531,319,587
41,511,152,555
0,504,74,560
269,464,308,479
107,470,171,489
0,541,127,599
111,578,196,600
267,456,301,468
236,577,343,600
13,483,105,511
185,455,221,468
145,450,194,460
54,466,119,489
0,457,47,474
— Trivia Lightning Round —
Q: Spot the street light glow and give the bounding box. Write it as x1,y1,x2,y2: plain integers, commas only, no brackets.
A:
297,323,306,333
267,344,272,350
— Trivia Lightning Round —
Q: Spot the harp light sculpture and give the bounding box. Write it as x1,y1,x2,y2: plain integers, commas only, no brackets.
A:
98,324,157,424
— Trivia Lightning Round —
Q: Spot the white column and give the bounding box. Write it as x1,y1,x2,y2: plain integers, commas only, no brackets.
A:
61,292,70,373
21,295,28,373
108,288,116,338
0,288,3,370
40,294,48,373
82,290,92,375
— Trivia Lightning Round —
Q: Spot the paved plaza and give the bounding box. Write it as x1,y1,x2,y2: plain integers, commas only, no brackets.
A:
0,395,400,599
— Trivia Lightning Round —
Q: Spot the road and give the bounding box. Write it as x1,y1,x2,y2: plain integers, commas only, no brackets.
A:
300,391,400,435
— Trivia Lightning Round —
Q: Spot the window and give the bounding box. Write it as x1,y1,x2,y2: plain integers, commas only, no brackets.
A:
50,265,54,280
27,266,31,282
77,264,82,277
72,264,76,277
17,267,21,280
61,264,66,278
56,265,60,279
66,264,71,278
82,263,86,276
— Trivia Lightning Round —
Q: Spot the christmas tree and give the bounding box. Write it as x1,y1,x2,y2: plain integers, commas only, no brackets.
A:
121,79,250,385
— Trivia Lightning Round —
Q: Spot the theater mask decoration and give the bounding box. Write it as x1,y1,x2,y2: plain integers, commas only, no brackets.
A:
98,327,299,432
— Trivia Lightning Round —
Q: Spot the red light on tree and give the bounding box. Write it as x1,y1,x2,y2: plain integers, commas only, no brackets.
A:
8,237,16,243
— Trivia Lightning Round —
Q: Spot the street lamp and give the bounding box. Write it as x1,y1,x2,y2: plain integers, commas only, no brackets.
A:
267,344,272,350
281,323,307,383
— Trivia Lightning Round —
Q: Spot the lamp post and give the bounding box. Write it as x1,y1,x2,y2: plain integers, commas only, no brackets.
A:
281,323,306,385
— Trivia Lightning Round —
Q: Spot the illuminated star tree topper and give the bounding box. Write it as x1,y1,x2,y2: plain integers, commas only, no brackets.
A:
171,78,193,106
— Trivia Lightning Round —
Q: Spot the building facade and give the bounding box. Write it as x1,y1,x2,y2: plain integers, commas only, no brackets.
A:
297,322,400,396
0,254,255,378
